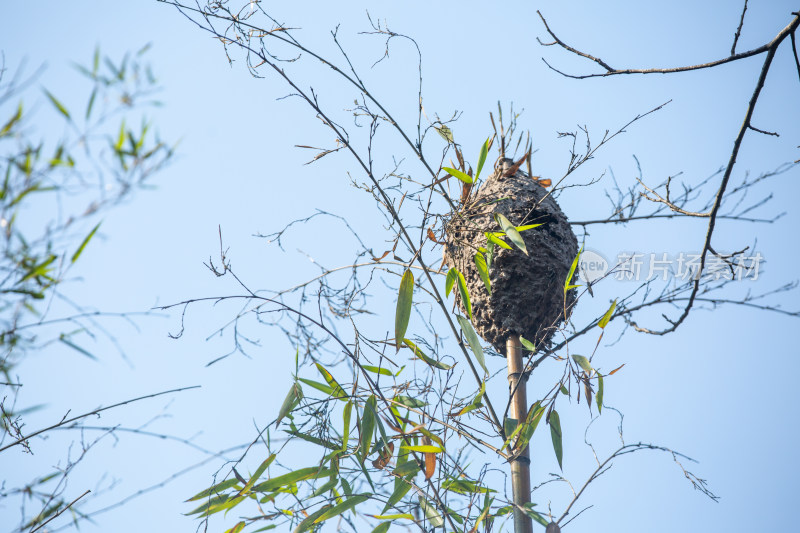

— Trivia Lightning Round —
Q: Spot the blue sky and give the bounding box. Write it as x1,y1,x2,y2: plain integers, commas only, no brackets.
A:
2,1,799,532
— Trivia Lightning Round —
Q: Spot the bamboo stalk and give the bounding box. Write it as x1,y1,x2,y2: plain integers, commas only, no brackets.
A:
507,335,533,533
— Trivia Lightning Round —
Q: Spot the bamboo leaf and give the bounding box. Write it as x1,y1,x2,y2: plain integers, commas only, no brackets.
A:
186,478,240,502
485,231,513,250
475,137,490,180
453,381,485,416
596,374,604,414
400,444,444,453
293,505,333,533
442,166,473,184
455,268,472,320
313,494,371,524
442,478,495,494
276,382,303,427
359,396,377,464
494,213,527,255
371,522,391,533
395,270,414,352
419,497,444,527
393,395,426,409
297,378,334,396
370,513,414,520
363,365,393,376
43,89,71,120
252,466,333,493
241,455,276,495
457,316,487,375
315,362,347,399
392,461,420,477
445,267,457,297
571,355,593,374
403,339,452,370
515,402,545,451
565,245,584,292
383,477,413,513
342,400,353,451
0,103,22,137
549,410,564,470
519,336,537,352
474,252,491,294
598,299,617,329
516,223,545,232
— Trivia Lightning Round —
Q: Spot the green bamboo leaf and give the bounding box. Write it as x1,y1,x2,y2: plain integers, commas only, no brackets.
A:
598,299,617,329
519,336,537,352
457,316,488,375
314,494,371,524
474,253,491,294
186,478,240,502
494,213,527,255
359,396,378,464
514,402,544,451
475,137,490,180
395,270,414,352
485,240,495,271
286,430,340,450
383,477,413,513
371,513,414,520
0,103,22,137
393,395,426,409
523,504,550,527
549,410,564,470
85,87,97,119
403,339,452,370
252,466,333,493
371,522,392,533
516,223,545,232
442,166,473,184
455,269,472,320
454,381,485,416
342,400,353,451
241,454,276,495
400,444,444,453
315,362,347,399
293,505,334,533
504,417,519,439
485,231,513,250
276,382,303,427
571,355,593,374
559,385,569,395
419,496,444,527
363,365,393,376
445,268,457,297
43,89,71,120
596,374,604,414
442,478,495,494
185,493,231,516
392,461,420,477
565,245,584,292
114,120,126,151
297,378,334,396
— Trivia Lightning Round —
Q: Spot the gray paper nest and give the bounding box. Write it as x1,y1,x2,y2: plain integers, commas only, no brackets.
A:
444,158,578,354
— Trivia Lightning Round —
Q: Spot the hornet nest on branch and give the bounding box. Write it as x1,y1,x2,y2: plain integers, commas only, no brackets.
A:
443,157,579,354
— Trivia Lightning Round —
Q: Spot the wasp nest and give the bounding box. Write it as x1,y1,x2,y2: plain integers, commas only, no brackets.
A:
443,158,578,354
